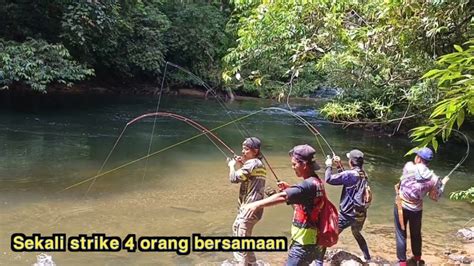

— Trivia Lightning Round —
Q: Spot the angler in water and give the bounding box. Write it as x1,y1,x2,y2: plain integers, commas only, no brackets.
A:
394,147,449,266
227,137,267,265
241,144,326,265
318,149,372,264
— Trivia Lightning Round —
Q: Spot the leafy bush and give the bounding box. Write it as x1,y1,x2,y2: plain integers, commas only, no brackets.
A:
410,40,474,152
320,101,363,121
0,38,94,92
450,187,474,203
224,0,473,109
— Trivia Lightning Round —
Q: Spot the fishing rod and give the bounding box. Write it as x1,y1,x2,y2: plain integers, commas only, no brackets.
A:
127,112,235,157
64,104,339,191
63,109,267,192
262,107,336,156
84,111,240,194
164,62,281,182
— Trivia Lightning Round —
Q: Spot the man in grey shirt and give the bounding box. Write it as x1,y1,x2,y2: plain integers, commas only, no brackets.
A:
227,137,266,265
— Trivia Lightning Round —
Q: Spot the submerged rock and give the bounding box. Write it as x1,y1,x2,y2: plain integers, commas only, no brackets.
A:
316,249,391,266
448,254,472,264
322,249,364,265
456,227,474,242
33,253,55,266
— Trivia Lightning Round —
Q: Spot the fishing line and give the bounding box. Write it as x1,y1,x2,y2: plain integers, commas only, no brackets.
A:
141,63,168,182
127,112,235,157
166,62,249,137
64,105,339,191
62,110,265,192
85,112,238,193
262,107,335,156
86,63,169,195
445,129,470,179
165,62,280,181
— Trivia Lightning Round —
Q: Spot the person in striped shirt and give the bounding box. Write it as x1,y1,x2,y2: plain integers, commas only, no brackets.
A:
227,137,266,265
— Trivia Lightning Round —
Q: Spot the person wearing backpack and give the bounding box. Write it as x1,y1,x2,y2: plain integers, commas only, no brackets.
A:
317,149,372,263
240,144,327,265
227,137,267,265
394,147,449,266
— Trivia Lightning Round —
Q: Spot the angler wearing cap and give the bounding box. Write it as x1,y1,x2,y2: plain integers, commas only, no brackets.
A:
319,149,371,263
241,144,326,265
227,137,267,265
394,147,449,266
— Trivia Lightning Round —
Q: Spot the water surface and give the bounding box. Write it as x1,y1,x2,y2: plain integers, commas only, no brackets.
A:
0,95,472,265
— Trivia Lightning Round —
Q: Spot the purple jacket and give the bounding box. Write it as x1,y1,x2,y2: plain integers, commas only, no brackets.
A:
397,162,444,211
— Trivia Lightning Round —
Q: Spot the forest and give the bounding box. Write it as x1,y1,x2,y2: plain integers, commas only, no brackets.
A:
1,0,472,200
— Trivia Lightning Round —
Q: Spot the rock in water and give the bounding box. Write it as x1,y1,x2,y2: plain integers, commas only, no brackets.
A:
456,227,474,242
33,253,55,266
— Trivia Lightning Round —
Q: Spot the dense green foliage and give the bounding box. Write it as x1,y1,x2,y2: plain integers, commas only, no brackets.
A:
410,40,474,151
410,40,473,203
0,39,94,92
163,2,231,87
450,187,474,203
61,0,170,77
0,0,230,92
225,0,473,118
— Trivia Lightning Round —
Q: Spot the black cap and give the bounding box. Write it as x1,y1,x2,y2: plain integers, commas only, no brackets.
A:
289,144,321,170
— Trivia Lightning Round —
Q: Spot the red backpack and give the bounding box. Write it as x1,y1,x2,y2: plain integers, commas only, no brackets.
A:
315,181,339,247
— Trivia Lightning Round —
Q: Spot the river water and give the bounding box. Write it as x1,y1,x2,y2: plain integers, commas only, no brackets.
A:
0,95,472,265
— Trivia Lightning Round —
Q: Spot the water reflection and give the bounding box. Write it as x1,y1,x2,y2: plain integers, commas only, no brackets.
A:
0,95,472,265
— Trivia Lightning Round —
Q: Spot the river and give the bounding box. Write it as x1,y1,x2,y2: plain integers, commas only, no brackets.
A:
0,95,472,265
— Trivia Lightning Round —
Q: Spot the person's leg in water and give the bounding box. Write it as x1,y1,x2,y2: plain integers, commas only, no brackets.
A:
233,215,259,265
351,209,371,261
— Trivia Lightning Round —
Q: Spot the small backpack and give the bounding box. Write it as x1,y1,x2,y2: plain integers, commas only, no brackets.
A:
354,170,373,209
313,178,339,247
317,193,339,247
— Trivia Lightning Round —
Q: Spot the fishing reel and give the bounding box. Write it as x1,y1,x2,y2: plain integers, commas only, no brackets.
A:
264,186,278,197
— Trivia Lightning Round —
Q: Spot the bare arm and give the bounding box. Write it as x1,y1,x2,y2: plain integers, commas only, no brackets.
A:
240,192,288,219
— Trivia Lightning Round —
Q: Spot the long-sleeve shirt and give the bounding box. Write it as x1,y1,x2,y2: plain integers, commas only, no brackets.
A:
397,162,445,211
325,166,367,218
229,158,266,219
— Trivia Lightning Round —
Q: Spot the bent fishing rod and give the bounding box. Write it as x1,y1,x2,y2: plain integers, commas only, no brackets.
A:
84,111,256,194
162,62,281,181
65,107,336,191
63,109,266,191
130,112,281,182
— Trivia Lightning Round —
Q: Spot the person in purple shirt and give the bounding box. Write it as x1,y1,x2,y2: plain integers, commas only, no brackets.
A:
317,149,371,264
394,147,449,266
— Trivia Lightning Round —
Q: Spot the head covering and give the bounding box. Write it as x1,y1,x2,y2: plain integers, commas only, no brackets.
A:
242,137,261,150
346,149,364,160
289,144,321,170
414,147,433,162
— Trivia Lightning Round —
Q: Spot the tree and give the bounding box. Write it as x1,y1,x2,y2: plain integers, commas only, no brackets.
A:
0,39,94,92
223,0,473,115
409,40,473,203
